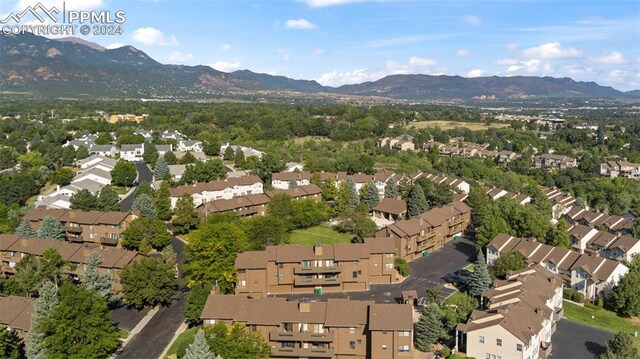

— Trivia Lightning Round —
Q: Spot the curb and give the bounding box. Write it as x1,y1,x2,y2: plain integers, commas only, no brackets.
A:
158,322,189,359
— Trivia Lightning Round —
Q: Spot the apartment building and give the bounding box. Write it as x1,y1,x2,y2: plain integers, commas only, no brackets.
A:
378,134,415,151
599,160,640,179
24,208,136,247
486,234,628,300
201,295,414,359
235,238,397,297
108,113,147,123
533,154,578,171
568,224,640,261
372,198,407,221
542,187,576,220
376,202,471,261
486,188,531,205
564,207,635,234
0,234,141,291
169,175,264,208
456,266,563,359
419,173,471,194
272,171,312,189
0,295,34,341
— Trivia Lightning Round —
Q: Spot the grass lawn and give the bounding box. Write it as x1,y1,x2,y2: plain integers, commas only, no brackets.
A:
164,326,199,359
563,300,640,349
444,290,468,304
405,120,510,131
112,186,130,195
290,225,353,246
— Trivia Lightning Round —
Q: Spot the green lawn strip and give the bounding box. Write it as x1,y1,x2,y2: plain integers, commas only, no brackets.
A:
563,300,640,349
164,326,200,359
444,290,468,304
112,186,129,195
289,225,353,246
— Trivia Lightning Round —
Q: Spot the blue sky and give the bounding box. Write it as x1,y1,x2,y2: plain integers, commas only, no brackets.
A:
3,0,640,90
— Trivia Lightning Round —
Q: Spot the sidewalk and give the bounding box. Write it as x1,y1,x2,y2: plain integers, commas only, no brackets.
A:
158,322,189,359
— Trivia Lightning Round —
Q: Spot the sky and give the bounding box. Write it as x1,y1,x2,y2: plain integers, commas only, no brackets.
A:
2,0,640,90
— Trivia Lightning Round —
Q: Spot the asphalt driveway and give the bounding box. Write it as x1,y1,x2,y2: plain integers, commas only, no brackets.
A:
550,320,612,359
120,162,154,211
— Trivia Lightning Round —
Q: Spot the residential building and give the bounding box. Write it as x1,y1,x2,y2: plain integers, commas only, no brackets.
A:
542,188,576,220
420,173,470,194
89,144,119,157
0,234,141,291
495,151,521,164
272,171,312,189
23,208,137,247
220,143,265,159
108,114,147,123
285,162,305,172
568,224,640,262
72,167,112,186
533,154,578,171
120,143,145,162
378,134,415,151
486,188,531,205
200,295,414,359
372,198,407,222
599,160,640,179
376,202,471,261
177,140,203,152
159,130,185,141
76,154,117,172
486,234,628,299
174,151,208,162
564,207,635,234
156,144,173,156
0,295,34,341
168,164,187,181
169,175,264,208
236,239,397,297
456,266,563,359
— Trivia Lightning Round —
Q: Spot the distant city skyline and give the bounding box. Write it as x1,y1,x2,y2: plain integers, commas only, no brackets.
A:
2,0,639,90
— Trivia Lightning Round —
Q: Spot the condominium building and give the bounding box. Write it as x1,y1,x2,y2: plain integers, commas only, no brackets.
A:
599,160,640,179
201,295,414,359
169,175,264,208
486,188,531,205
533,154,578,171
0,295,34,341
568,224,640,261
23,208,137,247
564,207,635,234
272,171,312,189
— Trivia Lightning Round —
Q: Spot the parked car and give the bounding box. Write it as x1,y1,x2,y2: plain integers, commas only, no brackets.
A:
454,269,473,278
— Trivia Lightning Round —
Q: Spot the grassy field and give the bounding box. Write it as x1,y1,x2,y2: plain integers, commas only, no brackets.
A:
290,225,353,246
563,300,640,349
164,326,199,359
405,120,510,131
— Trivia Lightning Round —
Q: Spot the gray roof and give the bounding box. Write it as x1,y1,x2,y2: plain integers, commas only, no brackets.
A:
121,144,144,151
168,164,187,176
156,145,173,152
180,140,201,147
74,167,112,181
76,154,117,168
89,144,117,152
66,179,105,194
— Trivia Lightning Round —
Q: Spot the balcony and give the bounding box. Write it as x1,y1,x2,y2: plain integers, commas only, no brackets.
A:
540,341,552,359
294,277,341,286
100,236,119,246
294,265,341,274
270,331,333,343
68,235,84,243
553,307,564,322
64,225,83,233
270,347,334,358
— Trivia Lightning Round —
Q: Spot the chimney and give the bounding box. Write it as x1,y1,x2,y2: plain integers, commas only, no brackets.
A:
314,243,322,256
299,300,311,313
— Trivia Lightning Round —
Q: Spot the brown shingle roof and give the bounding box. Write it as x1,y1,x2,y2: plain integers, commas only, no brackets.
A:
372,198,407,216
368,304,413,331
0,295,34,332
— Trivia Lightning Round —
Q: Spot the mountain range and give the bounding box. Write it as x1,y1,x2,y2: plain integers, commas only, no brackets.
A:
1,32,638,100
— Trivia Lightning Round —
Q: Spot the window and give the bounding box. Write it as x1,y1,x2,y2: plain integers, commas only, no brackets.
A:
349,341,356,349
284,323,294,332
479,336,485,344
238,280,246,287
352,261,358,266
385,263,394,269
349,327,356,334
278,263,284,269
399,331,410,337
496,339,502,347
398,345,410,352
382,345,387,350
302,260,310,268
237,269,246,274
516,344,523,352
352,271,358,279
326,260,334,266
386,253,393,258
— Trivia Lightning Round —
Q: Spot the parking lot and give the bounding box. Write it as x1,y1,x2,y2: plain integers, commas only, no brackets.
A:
276,237,477,304
550,320,612,359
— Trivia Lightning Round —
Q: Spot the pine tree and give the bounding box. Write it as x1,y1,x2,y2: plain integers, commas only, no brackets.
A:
414,303,445,352
98,186,121,211
70,189,98,211
346,176,358,208
362,182,380,208
81,252,112,298
132,194,157,218
27,281,59,359
15,218,36,238
468,251,492,297
407,185,429,217
223,146,235,161
184,329,215,359
143,143,159,165
384,181,399,198
37,216,65,240
154,155,170,180
155,181,172,220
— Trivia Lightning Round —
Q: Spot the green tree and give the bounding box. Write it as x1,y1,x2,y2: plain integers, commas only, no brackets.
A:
70,189,98,211
40,283,120,359
154,155,170,180
475,214,510,249
155,181,172,220
111,159,137,187
608,271,640,317
545,218,571,248
205,322,270,359
37,216,65,240
179,151,198,165
75,146,89,160
181,160,227,184
97,186,121,211
94,133,112,145
384,180,399,198
183,221,249,293
233,149,246,168
223,146,235,161
361,182,380,208
335,178,358,214
143,143,159,165
2,255,40,296
15,218,36,237
599,332,639,359
122,217,171,251
50,167,74,186
243,215,289,250
467,186,492,228
172,194,199,235
493,252,527,279
266,194,295,229
164,151,178,165
27,281,59,359
468,251,492,297
334,212,378,242
39,248,66,286
0,326,23,359
133,181,156,199
120,256,177,309
292,199,329,229
184,329,215,359
320,177,338,201
414,303,445,352
81,252,112,298
406,185,429,217
253,152,285,184
185,282,212,326
132,193,157,218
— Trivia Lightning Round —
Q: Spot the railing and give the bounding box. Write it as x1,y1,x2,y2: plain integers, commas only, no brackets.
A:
68,235,84,243
269,331,333,342
270,347,334,358
294,265,341,274
100,236,119,245
64,225,83,233
294,277,341,286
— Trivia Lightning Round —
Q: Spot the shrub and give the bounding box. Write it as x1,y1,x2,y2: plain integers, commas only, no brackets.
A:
438,346,452,358
585,302,601,310
394,258,411,277
563,288,576,300
572,292,585,303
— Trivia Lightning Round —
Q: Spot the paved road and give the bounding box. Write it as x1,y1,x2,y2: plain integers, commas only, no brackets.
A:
550,320,612,359
115,236,186,359
277,237,477,303
110,303,150,332
120,162,154,211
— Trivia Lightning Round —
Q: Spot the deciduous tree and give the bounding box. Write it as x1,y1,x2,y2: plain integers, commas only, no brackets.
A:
97,186,121,211
172,194,199,235
120,256,177,309
0,326,23,359
70,189,97,211
122,217,171,251
111,160,137,187
155,181,172,220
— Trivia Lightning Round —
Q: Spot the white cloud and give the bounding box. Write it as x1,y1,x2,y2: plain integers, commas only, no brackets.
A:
132,27,177,46
301,0,367,7
106,43,124,49
506,43,519,51
168,51,194,63
315,68,381,87
386,56,437,74
277,49,291,61
507,59,553,74
285,18,318,30
463,15,482,26
590,52,625,65
266,70,277,76
466,69,484,77
209,59,242,72
220,44,231,51
313,48,325,56
522,42,582,59
456,49,470,57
